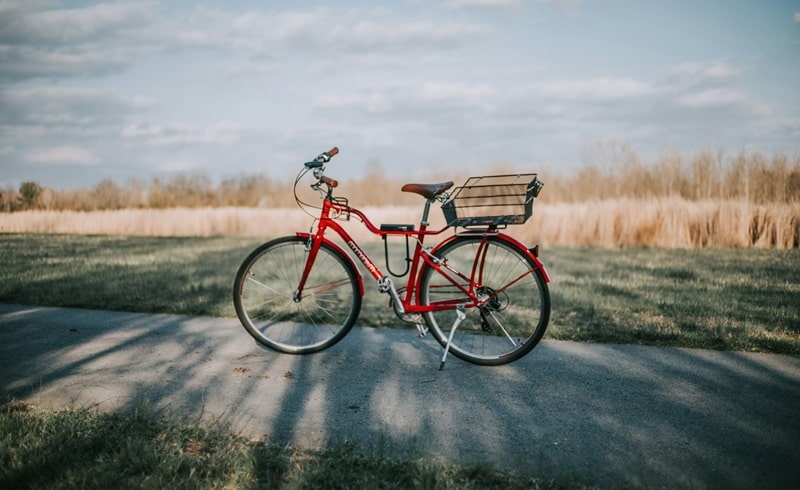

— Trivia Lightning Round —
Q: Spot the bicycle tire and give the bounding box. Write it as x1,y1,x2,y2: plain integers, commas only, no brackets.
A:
418,235,550,365
233,235,361,354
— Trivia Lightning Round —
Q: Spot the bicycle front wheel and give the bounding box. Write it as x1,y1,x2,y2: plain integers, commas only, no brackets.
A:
233,236,361,354
419,235,550,366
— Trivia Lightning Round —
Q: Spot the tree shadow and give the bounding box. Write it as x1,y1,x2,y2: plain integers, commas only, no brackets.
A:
2,304,799,488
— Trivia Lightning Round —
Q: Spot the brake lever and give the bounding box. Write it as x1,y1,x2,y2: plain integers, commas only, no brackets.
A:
304,147,338,168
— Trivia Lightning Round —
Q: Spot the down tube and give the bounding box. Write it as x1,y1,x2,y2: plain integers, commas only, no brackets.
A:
322,219,385,281
294,231,367,297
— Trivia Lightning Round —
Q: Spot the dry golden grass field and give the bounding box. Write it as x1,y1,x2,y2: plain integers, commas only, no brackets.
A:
2,149,798,248
2,199,798,248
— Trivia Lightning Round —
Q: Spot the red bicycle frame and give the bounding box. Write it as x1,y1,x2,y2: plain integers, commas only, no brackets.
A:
294,193,550,318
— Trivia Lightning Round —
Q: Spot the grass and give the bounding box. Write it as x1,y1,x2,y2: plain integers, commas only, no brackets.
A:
1,233,798,354
0,234,253,316
546,247,800,354
0,397,570,490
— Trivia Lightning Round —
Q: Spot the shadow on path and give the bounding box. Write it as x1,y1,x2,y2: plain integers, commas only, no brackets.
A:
2,304,799,489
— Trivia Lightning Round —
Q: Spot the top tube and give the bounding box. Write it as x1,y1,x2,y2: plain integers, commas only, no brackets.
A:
322,195,451,238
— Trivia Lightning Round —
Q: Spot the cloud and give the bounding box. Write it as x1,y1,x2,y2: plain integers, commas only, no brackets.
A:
537,0,586,12
184,7,324,52
676,88,768,116
323,78,653,133
311,59,775,166
315,77,660,129
158,156,206,173
782,118,800,132
669,61,742,85
661,60,767,117
444,0,522,10
0,88,153,128
332,19,488,52
0,49,132,82
444,0,583,11
27,145,100,166
0,87,153,175
315,82,498,119
312,76,666,158
193,6,488,57
795,12,800,23
677,88,747,108
532,77,656,101
121,122,243,146
0,1,156,45
1,3,490,83
0,1,159,82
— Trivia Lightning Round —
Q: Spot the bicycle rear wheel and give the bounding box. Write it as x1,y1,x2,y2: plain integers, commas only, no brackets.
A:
233,236,361,354
418,235,550,366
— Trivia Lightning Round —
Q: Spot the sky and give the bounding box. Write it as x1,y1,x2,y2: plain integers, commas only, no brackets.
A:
1,0,799,190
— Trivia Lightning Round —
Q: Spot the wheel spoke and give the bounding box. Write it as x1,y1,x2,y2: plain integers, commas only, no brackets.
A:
233,237,361,354
487,310,518,347
419,236,549,365
245,274,287,296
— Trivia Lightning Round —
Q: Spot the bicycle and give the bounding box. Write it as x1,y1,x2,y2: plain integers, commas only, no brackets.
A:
233,147,551,369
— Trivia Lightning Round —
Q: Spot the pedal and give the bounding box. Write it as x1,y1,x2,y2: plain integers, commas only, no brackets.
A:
401,313,423,324
380,276,406,317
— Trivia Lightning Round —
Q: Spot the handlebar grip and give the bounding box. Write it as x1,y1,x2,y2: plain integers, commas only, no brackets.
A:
305,147,340,168
321,176,338,188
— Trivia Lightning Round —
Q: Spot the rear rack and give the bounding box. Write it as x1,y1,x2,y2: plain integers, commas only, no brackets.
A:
441,173,543,228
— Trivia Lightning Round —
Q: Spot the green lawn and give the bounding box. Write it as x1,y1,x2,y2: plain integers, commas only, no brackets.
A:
1,397,565,490
1,233,798,354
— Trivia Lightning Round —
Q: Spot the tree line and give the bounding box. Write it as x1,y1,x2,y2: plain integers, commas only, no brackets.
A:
2,149,799,212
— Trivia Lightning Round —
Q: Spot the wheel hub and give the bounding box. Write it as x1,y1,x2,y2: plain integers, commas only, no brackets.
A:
477,286,508,333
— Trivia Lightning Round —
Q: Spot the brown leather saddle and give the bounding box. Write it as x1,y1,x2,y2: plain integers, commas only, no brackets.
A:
401,181,454,200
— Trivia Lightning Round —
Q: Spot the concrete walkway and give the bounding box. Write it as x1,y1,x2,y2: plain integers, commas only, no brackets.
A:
1,304,798,489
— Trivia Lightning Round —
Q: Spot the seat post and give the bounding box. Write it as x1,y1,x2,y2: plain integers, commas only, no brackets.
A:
420,199,433,227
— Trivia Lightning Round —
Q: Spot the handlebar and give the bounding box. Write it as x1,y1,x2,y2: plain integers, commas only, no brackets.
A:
304,147,339,168
301,147,341,193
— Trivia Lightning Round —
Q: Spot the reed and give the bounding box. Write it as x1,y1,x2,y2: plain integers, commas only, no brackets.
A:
526,199,800,248
3,199,797,249
0,207,437,243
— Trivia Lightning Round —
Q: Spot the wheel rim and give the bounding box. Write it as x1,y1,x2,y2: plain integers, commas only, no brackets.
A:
237,239,359,352
421,237,548,363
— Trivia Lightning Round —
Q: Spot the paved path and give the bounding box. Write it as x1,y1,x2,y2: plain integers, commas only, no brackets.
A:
1,304,799,489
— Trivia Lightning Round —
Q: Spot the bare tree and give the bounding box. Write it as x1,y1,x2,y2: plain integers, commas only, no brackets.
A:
18,182,41,210
0,187,18,212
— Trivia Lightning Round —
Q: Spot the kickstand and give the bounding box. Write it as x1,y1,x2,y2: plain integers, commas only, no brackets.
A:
440,305,466,371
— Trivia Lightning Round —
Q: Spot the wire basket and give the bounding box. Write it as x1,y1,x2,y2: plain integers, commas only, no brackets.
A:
441,173,543,228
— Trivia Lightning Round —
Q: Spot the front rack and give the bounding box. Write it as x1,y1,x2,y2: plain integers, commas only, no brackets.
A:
441,173,543,228
330,196,350,221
